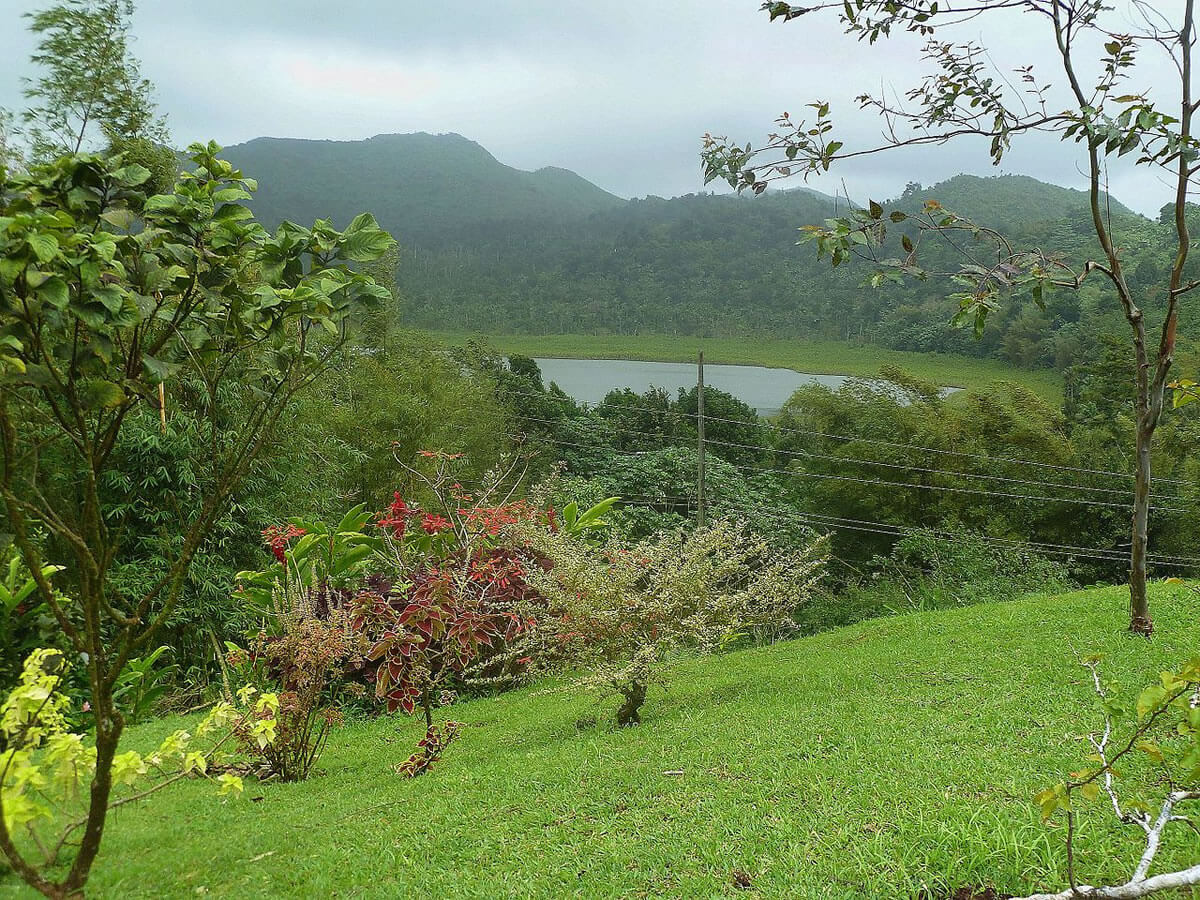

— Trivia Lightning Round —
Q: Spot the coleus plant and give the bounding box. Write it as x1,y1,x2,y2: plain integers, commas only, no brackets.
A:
352,451,549,727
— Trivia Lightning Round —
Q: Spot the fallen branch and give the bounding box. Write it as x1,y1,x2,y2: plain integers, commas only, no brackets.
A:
1018,656,1200,899
1015,863,1200,899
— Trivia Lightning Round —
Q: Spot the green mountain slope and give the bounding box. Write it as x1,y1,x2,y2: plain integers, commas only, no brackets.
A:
900,173,1135,235
398,171,1170,369
218,132,625,249
79,583,1200,899
210,132,1183,370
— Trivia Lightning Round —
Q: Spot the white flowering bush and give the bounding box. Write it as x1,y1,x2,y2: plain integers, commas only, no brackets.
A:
522,519,825,726
1,649,276,876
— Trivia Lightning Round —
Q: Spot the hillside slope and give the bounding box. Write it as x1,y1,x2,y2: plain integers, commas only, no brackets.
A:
218,132,624,249
209,132,1182,362
898,173,1135,235
59,583,1200,899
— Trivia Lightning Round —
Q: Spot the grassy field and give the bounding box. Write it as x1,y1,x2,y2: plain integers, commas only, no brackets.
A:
12,583,1200,898
424,331,1065,402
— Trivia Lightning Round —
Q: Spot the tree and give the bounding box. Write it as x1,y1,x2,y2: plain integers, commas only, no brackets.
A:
0,145,394,897
702,0,1199,635
21,0,167,162
0,110,24,174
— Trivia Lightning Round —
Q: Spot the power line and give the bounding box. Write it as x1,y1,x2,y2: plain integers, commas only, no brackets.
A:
432,427,1200,568
701,435,1177,502
493,420,1189,513
492,384,1198,488
615,497,1200,569
723,458,1189,514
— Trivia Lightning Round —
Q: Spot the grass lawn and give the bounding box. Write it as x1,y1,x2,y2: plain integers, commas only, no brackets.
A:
6,583,1199,898
423,331,1064,403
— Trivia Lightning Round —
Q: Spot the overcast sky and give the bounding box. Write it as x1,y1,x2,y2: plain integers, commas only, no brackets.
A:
0,1,1185,216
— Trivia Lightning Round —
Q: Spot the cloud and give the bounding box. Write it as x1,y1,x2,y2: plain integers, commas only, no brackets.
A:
0,0,1184,215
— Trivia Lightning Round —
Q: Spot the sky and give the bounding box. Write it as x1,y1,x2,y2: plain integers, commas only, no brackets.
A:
0,1,1187,216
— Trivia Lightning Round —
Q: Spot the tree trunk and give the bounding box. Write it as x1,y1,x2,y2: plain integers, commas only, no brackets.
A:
1129,413,1155,636
58,713,122,897
616,679,647,727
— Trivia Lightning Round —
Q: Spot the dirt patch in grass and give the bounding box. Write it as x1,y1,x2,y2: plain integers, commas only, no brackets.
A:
919,888,1013,900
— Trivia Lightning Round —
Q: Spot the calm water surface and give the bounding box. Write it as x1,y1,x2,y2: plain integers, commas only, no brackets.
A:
533,357,924,417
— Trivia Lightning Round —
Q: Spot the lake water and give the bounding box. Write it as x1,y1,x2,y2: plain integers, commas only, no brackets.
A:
533,358,889,417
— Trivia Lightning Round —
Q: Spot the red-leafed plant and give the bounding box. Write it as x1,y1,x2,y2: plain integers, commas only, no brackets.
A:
394,720,462,777
350,451,548,766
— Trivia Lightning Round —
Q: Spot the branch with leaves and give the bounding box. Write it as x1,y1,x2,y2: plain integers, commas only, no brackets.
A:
1021,655,1200,899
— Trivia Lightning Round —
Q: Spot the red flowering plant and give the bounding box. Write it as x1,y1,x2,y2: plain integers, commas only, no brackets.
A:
235,505,381,614
348,451,554,772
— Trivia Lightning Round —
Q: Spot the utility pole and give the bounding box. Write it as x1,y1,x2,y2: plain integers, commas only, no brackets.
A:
697,350,706,528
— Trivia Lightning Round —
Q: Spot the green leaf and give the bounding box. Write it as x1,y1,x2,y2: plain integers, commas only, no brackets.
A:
94,285,125,313
338,213,396,262
37,276,69,309
868,200,883,220
1137,684,1168,720
26,233,59,263
111,164,152,187
79,379,127,409
212,187,252,204
142,354,179,382
100,207,138,229
142,195,180,214
335,504,371,534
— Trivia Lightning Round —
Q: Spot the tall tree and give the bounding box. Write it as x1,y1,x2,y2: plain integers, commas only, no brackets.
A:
0,145,393,897
702,0,1199,635
21,0,167,162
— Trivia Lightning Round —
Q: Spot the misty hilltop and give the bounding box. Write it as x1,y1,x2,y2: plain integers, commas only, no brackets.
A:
218,132,624,250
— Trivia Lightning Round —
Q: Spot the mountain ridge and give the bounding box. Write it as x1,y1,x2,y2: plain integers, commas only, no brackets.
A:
217,131,626,249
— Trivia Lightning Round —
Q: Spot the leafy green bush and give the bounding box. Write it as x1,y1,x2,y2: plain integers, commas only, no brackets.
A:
878,529,1074,610
112,647,176,726
0,552,68,695
1,649,277,877
803,530,1075,635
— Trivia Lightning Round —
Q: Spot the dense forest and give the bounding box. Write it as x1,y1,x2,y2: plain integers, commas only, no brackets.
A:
216,133,1200,374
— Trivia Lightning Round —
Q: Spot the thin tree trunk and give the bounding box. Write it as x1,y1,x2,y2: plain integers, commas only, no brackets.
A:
1129,414,1154,635
60,714,122,897
616,678,647,727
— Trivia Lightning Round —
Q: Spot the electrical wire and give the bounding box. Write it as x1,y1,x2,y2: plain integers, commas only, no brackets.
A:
492,384,1198,488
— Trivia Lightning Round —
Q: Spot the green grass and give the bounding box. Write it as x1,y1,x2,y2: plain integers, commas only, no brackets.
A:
423,331,1064,402
6,584,1198,898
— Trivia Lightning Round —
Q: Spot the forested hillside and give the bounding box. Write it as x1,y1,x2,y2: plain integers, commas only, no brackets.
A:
219,133,1193,371
217,132,624,249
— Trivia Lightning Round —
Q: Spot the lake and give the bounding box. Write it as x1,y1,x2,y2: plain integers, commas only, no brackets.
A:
532,357,950,417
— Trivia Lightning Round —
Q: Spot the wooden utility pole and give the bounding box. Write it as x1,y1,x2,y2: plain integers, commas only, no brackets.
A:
697,350,706,528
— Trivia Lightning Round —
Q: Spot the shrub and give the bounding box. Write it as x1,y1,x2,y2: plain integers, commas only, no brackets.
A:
351,453,546,747
230,581,364,783
809,530,1076,635
522,519,826,726
394,721,462,777
0,553,69,696
0,649,276,882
